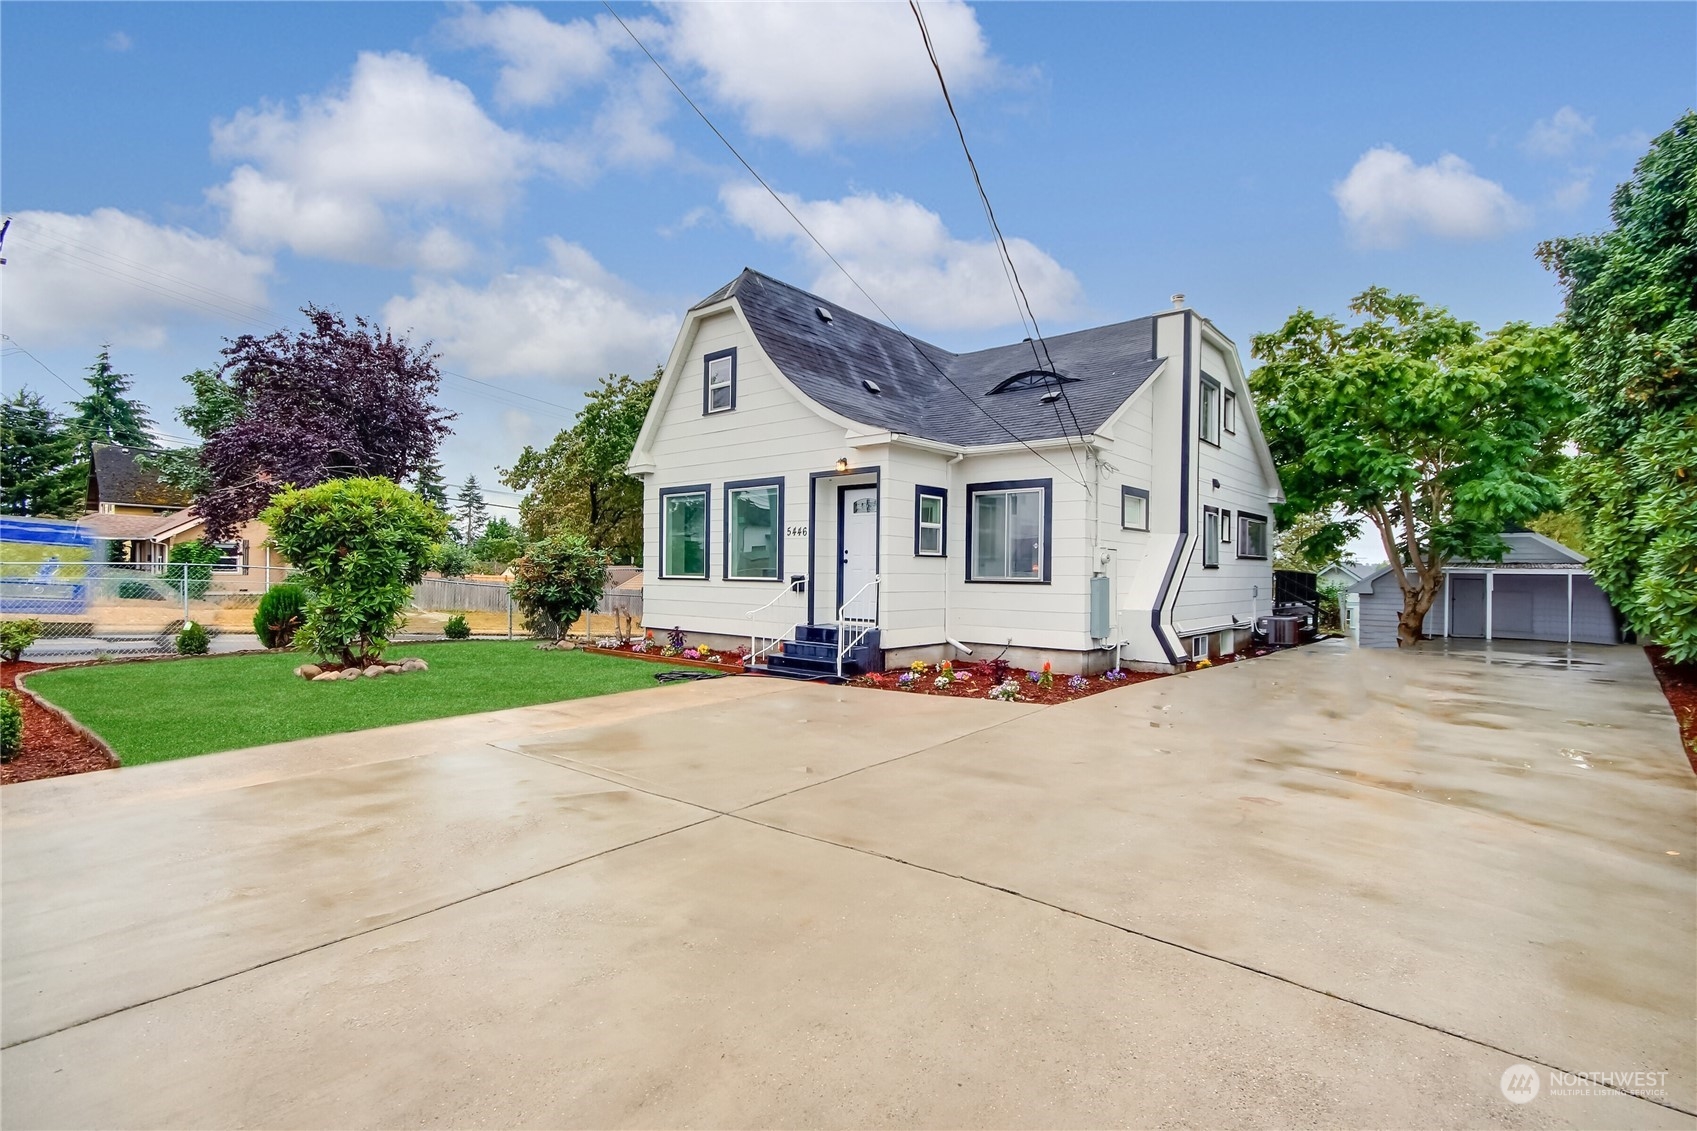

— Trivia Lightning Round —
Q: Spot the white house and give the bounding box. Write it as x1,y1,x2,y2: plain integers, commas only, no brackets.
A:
1317,561,1368,638
627,270,1284,676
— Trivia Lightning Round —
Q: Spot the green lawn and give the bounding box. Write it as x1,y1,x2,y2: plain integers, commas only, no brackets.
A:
25,642,667,766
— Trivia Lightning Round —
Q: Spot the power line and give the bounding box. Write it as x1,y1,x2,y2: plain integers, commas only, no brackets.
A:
600,0,1085,486
0,335,82,396
908,0,1093,478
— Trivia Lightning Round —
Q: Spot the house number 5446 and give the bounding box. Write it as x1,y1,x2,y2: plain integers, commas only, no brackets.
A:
786,524,808,536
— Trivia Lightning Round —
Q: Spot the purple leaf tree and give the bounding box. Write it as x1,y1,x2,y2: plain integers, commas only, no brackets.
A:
197,306,455,539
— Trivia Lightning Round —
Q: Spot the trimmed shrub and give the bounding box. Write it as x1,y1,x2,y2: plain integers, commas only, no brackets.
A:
0,618,45,662
176,621,211,656
261,476,448,667
254,583,308,649
509,533,609,642
444,613,472,640
0,689,21,762
432,540,473,578
163,540,225,600
117,580,165,600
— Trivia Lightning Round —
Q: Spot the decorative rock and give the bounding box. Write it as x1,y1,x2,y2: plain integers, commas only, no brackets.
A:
312,671,341,682
341,668,362,681
296,664,323,680
557,641,578,651
384,665,403,674
363,665,386,678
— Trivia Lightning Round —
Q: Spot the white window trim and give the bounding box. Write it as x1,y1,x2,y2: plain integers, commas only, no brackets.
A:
1189,634,1210,661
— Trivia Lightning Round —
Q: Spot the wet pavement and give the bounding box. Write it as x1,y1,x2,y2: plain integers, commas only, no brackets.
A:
3,639,1692,1128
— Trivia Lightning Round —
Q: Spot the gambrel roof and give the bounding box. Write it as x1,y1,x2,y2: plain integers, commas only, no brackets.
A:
693,269,1165,447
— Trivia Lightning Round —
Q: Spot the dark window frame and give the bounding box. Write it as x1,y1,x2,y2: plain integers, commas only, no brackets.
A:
1237,510,1270,560
1202,506,1221,568
1220,509,1233,544
965,477,1053,585
721,476,785,582
702,347,737,415
658,483,711,580
1120,485,1150,531
1199,374,1222,447
914,485,947,557
1222,388,1238,434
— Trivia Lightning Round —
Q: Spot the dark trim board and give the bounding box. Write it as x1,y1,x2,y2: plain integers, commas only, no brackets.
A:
656,483,711,580
702,347,737,415
836,482,882,622
1236,510,1270,560
721,476,785,582
1120,485,1150,530
963,477,1054,585
1201,505,1220,569
914,484,948,557
806,465,880,625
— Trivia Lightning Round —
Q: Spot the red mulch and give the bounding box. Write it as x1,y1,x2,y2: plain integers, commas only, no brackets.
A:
853,659,1170,704
2,661,118,785
1647,646,1697,776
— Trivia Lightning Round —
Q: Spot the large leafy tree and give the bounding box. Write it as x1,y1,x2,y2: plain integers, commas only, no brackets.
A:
1538,113,1697,661
503,370,657,563
1272,510,1349,573
0,389,84,516
1251,288,1576,646
198,306,454,538
69,347,153,462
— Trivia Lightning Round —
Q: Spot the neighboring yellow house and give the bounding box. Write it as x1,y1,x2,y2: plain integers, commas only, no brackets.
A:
75,444,281,585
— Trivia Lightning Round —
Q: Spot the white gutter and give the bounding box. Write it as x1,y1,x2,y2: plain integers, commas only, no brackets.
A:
945,450,966,654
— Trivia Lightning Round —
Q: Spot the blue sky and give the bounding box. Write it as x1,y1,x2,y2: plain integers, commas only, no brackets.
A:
3,2,1692,526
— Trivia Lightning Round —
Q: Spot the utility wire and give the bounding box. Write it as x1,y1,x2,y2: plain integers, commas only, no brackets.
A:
0,335,83,396
600,0,1085,486
908,0,1094,473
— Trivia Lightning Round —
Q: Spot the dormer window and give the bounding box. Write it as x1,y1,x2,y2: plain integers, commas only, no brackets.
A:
990,369,1075,394
703,348,737,414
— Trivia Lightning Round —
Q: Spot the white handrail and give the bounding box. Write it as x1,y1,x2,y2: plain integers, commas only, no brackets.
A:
746,588,802,668
835,574,880,679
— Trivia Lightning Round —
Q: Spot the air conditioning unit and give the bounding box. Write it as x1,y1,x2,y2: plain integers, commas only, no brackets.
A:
1267,615,1302,647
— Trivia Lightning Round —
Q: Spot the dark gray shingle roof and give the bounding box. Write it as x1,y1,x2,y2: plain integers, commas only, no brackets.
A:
87,444,193,509
694,269,1163,446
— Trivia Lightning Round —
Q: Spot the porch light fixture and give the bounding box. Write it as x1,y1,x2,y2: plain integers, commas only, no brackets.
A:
835,457,850,474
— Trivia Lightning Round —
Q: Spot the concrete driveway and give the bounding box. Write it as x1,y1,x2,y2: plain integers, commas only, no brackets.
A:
3,640,1692,1129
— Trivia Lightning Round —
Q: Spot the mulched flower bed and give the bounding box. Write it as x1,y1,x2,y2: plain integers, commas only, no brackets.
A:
851,660,1167,704
582,644,747,675
1647,645,1697,775
3,662,118,785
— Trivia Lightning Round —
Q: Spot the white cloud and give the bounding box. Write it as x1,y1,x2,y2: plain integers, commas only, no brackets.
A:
443,4,626,108
1523,106,1595,158
0,209,272,349
1332,147,1528,249
1551,170,1593,212
660,0,1003,148
105,31,133,52
208,52,558,267
382,238,677,383
720,183,1081,333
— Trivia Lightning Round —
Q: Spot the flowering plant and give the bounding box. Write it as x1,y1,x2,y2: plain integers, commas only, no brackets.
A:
682,648,701,660
1027,669,1042,683
1038,661,1054,689
667,625,686,650
660,645,681,657
1103,668,1128,682
933,674,952,689
988,679,1020,702
1067,673,1088,691
630,639,650,653
909,659,929,676
1194,658,1213,669
595,637,621,649
898,671,917,689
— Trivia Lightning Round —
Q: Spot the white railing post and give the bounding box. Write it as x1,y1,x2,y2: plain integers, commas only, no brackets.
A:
835,574,879,680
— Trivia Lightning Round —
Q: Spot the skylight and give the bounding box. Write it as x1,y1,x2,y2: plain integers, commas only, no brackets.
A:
990,369,1075,394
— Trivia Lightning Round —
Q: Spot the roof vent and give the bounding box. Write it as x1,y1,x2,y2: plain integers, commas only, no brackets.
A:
862,379,882,395
1040,390,1062,403
816,306,833,323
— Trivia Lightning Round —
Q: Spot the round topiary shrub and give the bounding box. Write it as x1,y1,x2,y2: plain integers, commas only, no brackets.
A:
254,583,308,649
444,613,471,640
0,689,22,763
176,621,211,656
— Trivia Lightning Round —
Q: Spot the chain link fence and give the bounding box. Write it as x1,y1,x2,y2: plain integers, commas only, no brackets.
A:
1,562,644,661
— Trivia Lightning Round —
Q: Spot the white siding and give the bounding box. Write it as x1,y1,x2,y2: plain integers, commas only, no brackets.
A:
639,309,843,640
1171,336,1277,637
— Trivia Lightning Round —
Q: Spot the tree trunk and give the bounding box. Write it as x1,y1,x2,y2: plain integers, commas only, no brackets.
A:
1396,579,1441,647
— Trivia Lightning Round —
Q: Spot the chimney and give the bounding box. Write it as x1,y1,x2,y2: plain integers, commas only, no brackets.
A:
1170,293,1186,310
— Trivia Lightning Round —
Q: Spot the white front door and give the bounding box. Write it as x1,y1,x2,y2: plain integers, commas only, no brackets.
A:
839,486,878,622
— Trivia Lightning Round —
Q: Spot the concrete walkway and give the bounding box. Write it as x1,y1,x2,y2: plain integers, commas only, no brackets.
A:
3,640,1692,1128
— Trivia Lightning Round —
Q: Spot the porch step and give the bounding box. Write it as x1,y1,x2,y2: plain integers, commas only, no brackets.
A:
750,625,882,682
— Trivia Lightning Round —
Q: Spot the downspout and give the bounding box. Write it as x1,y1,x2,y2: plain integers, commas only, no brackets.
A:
945,450,971,655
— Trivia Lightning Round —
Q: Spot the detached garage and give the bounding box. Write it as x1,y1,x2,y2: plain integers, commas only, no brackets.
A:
1352,532,1620,649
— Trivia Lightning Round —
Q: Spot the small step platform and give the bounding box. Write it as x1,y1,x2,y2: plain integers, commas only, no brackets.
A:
749,623,881,682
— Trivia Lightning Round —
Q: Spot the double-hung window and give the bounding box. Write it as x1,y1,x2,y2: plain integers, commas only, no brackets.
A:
1199,376,1222,445
1223,389,1238,434
703,348,736,414
660,485,709,579
1121,486,1149,531
915,487,946,556
968,479,1049,582
725,478,782,580
1202,507,1221,568
212,541,244,573
1238,512,1270,559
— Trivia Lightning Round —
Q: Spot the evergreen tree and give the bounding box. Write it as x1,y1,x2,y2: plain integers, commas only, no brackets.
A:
455,474,489,545
0,389,85,516
70,347,154,462
413,458,450,512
